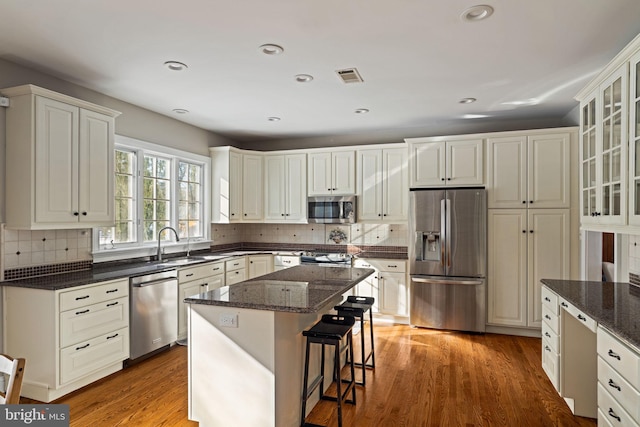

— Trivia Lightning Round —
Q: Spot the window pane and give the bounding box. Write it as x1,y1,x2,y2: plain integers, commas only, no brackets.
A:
178,161,203,239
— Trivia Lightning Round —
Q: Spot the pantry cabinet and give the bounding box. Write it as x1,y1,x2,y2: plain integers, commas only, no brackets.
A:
264,154,307,222
307,150,356,195
3,278,129,402
405,138,483,187
357,147,408,222
487,131,572,209
211,147,263,223
487,209,570,328
1,84,120,229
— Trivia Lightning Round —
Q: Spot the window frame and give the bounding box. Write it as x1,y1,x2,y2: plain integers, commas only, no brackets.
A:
93,135,211,261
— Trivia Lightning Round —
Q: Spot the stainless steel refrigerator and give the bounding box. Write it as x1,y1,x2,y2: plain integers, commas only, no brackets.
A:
409,188,487,332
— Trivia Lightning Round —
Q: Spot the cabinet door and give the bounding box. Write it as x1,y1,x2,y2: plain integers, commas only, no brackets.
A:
332,151,356,194
35,96,79,224
78,109,115,224
382,148,408,221
284,154,307,222
242,154,263,220
179,281,204,339
229,151,243,221
264,155,286,221
447,139,483,185
379,272,408,316
357,149,383,221
410,141,446,186
527,209,570,327
487,136,527,208
308,152,332,195
528,133,571,208
629,51,640,225
487,210,527,327
248,255,272,279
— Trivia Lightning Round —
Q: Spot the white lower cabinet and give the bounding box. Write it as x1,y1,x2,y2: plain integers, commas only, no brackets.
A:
178,261,225,340
541,287,560,391
597,326,640,426
226,257,247,285
3,278,130,402
248,254,273,279
352,259,408,317
273,254,301,271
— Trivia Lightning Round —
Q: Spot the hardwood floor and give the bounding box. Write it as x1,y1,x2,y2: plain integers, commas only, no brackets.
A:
28,325,597,427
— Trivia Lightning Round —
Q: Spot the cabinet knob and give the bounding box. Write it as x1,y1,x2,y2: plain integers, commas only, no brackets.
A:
529,201,533,204
522,230,526,233
441,178,445,181
281,213,285,216
82,212,87,216
522,201,526,204
447,178,451,181
378,213,382,216
333,188,337,191
73,212,79,216
244,213,247,216
328,188,331,191
383,214,387,216
530,230,534,233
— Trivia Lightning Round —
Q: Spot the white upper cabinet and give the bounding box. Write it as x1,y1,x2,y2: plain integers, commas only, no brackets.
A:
2,84,119,229
264,153,307,222
628,50,640,225
307,150,356,195
357,147,408,222
487,131,571,209
406,138,483,187
211,147,263,223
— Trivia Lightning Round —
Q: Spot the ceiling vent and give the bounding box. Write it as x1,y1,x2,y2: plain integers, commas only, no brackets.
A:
336,68,364,83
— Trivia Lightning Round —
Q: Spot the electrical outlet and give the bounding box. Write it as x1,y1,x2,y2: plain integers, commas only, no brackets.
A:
0,96,9,107
219,313,238,328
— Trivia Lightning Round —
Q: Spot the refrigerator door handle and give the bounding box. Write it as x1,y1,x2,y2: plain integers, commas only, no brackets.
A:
445,198,452,269
412,277,483,286
440,198,446,268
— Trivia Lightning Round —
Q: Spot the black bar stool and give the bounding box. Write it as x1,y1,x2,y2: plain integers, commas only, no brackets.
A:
334,296,376,386
301,314,357,427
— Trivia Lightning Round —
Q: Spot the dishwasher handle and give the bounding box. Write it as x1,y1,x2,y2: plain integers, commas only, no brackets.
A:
132,278,177,288
412,277,483,286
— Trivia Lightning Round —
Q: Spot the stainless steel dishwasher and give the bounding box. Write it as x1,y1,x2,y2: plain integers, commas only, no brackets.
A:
129,270,178,361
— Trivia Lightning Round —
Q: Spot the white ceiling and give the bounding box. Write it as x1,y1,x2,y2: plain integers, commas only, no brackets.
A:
2,0,640,144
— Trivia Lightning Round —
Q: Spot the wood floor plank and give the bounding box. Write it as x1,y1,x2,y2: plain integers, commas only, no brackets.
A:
22,324,597,426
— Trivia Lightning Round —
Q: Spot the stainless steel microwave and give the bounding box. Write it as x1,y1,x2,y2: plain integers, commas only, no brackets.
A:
307,196,356,223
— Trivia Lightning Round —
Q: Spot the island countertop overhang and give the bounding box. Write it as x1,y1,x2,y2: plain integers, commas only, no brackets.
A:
184,265,375,313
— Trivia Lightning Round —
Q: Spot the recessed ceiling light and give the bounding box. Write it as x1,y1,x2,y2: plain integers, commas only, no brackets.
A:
459,97,477,104
463,114,489,119
172,108,189,114
354,108,370,114
164,61,188,71
502,98,539,106
259,44,284,55
461,5,494,22
267,116,281,122
295,74,314,83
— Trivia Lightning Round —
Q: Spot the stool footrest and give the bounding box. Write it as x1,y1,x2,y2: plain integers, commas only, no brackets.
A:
321,382,356,405
304,375,324,399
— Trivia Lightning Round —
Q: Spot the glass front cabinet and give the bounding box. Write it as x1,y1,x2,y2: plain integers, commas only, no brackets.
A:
629,50,640,225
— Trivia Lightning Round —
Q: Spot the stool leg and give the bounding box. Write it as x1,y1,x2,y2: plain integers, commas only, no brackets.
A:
348,331,357,405
359,315,366,386
300,339,311,427
369,308,375,369
334,342,343,427
320,343,325,401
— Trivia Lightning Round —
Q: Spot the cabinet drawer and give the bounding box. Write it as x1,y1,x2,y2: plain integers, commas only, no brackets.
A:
59,279,128,311
354,258,406,273
273,255,300,268
226,269,246,285
60,327,129,385
60,297,128,347
598,356,640,422
225,257,246,272
542,339,559,391
542,321,559,353
598,326,640,389
561,298,597,333
542,306,559,335
598,382,640,427
541,286,559,315
179,261,224,282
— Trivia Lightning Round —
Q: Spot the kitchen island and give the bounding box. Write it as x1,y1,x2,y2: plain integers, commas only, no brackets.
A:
185,265,374,427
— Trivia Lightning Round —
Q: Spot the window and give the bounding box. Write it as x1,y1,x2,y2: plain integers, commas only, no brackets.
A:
95,135,210,254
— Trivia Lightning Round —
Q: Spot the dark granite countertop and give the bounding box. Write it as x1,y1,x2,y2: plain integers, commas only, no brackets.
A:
353,251,408,260
185,265,375,313
541,279,640,350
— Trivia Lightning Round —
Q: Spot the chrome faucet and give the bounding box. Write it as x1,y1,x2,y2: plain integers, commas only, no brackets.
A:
157,226,180,262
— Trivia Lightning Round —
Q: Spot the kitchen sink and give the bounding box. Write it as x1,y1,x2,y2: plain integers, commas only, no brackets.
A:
156,256,209,267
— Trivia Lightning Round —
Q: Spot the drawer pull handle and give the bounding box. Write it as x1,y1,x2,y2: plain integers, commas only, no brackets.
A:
608,349,621,360
186,273,194,277
387,265,397,268
544,315,551,320
560,302,568,307
213,267,221,270
76,343,90,351
577,314,586,321
75,295,90,300
75,309,90,315
544,332,551,338
608,408,621,422
284,260,291,263
544,345,551,352
106,289,118,294
106,333,119,340
544,297,551,302
106,302,118,307
608,379,621,391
